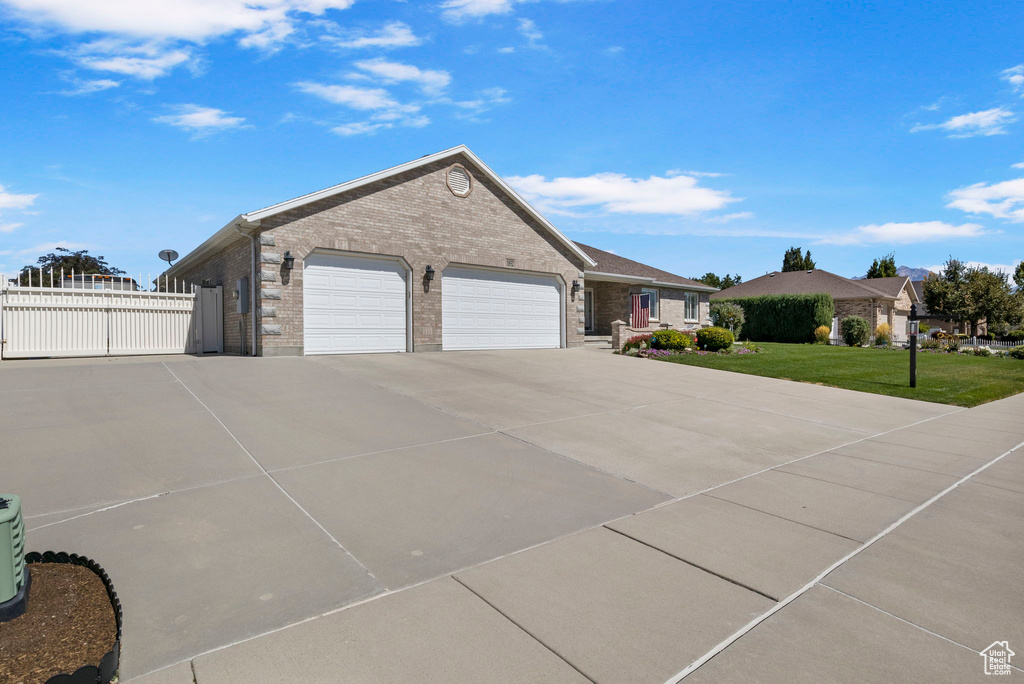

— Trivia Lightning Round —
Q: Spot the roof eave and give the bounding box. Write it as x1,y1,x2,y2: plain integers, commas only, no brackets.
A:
242,145,596,268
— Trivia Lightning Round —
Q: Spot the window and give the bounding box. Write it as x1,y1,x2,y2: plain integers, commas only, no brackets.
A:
684,292,699,321
641,288,659,319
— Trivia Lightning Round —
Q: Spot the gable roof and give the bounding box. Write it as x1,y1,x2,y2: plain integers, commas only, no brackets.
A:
711,269,917,301
164,145,595,278
574,242,717,291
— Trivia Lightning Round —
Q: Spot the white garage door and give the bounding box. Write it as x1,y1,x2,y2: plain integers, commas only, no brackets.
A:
303,253,408,355
442,266,562,350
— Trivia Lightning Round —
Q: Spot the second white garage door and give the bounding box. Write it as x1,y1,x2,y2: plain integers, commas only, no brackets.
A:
442,266,562,350
303,253,408,355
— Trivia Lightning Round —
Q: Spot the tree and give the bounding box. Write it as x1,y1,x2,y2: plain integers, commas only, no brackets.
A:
866,253,897,279
721,273,743,288
694,272,722,289
693,273,743,289
782,246,816,272
1014,261,1024,291
16,248,125,286
923,257,1016,334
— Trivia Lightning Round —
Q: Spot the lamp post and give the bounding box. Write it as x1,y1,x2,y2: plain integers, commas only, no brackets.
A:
908,303,918,388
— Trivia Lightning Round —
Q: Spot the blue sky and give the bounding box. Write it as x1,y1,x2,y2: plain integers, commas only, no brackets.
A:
0,0,1022,283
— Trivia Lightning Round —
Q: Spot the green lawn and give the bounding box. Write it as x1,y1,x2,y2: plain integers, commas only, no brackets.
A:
653,343,1024,407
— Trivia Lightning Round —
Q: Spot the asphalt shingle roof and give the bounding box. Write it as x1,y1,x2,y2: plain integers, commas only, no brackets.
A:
710,269,914,301
574,242,709,288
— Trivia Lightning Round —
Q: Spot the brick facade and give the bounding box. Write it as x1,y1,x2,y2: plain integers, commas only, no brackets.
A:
173,239,253,355
179,154,588,355
588,280,710,336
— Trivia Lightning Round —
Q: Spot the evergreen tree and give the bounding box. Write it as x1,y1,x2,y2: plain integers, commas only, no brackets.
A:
782,247,816,272
866,253,898,278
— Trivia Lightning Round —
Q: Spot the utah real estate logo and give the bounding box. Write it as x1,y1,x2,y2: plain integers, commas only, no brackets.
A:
981,641,1015,676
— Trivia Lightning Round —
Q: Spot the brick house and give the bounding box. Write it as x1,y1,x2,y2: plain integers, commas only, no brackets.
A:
161,146,597,356
573,242,717,340
712,269,920,339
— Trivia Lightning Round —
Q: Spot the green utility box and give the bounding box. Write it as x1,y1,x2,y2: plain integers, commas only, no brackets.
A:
0,495,26,605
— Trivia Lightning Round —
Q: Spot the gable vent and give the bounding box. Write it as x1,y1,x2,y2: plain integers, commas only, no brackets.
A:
447,165,472,197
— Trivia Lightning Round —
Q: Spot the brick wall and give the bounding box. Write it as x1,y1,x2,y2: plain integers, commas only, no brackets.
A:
173,239,253,354
253,154,587,354
590,281,710,335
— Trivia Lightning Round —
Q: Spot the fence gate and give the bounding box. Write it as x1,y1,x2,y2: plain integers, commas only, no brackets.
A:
0,274,219,360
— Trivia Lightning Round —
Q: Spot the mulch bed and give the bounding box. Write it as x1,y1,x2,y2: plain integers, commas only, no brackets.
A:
0,563,118,684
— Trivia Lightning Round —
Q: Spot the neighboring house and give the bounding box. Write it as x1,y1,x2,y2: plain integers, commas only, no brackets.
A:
160,145,597,356
573,242,717,336
712,269,920,338
910,279,986,336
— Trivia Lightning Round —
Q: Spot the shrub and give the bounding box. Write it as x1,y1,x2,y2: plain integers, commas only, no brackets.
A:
874,323,892,346
973,347,992,357
715,293,834,343
840,316,870,346
696,326,734,351
918,323,931,334
622,333,651,353
709,302,745,338
919,338,942,350
649,329,694,351
813,325,831,344
1010,346,1024,360
1004,330,1024,341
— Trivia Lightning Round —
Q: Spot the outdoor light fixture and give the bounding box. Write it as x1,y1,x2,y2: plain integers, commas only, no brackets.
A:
572,279,580,292
283,251,295,270
425,265,436,281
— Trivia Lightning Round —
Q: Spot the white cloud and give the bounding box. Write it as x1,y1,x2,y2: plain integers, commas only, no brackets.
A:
517,18,544,48
325,21,422,49
331,121,390,136
441,0,515,22
16,241,89,257
818,221,989,245
947,177,1024,222
351,58,451,96
605,46,623,55
60,78,120,95
911,107,1016,137
497,46,515,53
78,49,192,79
0,185,39,212
704,212,754,224
1012,162,1024,169
1,0,356,43
0,222,24,233
1002,64,1024,94
295,81,418,112
508,172,740,217
153,104,247,135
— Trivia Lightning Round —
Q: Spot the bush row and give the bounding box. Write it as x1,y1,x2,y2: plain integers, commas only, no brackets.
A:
715,294,834,343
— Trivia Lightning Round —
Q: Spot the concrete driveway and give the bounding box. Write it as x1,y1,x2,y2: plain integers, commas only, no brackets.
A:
2,348,1020,682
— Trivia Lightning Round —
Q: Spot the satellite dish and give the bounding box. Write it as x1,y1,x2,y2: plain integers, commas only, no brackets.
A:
159,249,179,265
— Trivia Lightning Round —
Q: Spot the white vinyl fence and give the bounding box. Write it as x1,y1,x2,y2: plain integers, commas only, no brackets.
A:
0,271,206,360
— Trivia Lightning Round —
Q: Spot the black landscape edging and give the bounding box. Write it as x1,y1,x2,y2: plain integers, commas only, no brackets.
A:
24,551,122,684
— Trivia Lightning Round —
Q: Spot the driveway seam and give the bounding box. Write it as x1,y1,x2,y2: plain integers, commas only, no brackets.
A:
665,436,1024,682
769,466,955,505
450,576,599,684
697,494,865,543
602,525,780,602
829,449,990,477
160,362,383,585
816,584,1024,674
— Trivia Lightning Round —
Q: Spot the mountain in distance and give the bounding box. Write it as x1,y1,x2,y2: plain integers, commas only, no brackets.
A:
852,265,936,280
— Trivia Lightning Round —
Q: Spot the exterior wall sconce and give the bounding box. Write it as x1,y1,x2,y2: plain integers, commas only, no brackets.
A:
571,279,580,293
283,251,295,270
425,265,436,281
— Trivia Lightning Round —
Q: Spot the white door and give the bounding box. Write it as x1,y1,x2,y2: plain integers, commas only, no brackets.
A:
303,253,408,355
442,266,562,350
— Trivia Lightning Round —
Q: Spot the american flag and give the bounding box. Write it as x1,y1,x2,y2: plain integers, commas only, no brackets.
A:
631,293,650,328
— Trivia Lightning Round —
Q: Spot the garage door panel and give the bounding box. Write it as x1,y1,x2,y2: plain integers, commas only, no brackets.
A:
304,253,408,355
442,266,561,351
